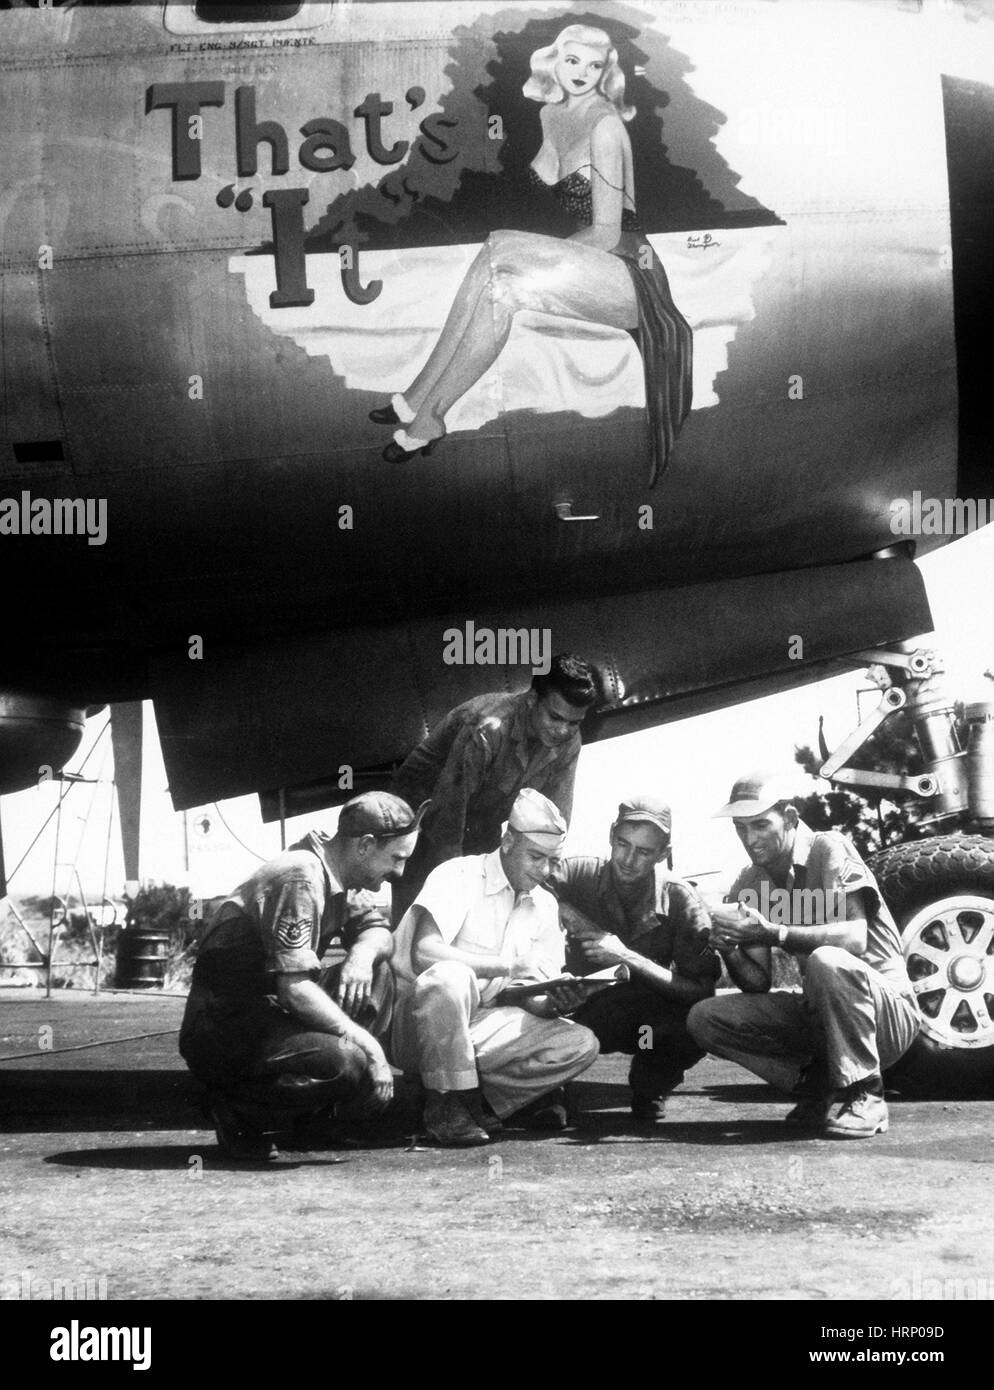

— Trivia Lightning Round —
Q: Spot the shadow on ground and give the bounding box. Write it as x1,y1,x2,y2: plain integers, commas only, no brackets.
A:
0,1069,201,1132
43,1144,342,1172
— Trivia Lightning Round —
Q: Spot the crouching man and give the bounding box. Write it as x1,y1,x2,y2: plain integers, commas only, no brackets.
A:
687,770,920,1138
180,792,424,1158
388,788,599,1146
548,795,720,1124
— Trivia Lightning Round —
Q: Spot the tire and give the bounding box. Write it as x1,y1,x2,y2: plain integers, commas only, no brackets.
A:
869,834,994,1097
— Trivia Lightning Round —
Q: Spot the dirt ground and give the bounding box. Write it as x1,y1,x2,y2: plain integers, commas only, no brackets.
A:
1,988,992,1303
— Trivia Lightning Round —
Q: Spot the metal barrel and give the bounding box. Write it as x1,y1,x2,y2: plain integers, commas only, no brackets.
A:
966,702,994,829
115,926,170,989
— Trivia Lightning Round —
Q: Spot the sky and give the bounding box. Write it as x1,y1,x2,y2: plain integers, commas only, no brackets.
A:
2,523,991,909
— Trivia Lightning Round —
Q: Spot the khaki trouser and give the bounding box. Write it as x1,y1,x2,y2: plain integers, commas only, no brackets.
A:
687,946,921,1093
388,961,599,1117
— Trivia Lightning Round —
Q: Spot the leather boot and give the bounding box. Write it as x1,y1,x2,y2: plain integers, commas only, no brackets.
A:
423,1090,489,1147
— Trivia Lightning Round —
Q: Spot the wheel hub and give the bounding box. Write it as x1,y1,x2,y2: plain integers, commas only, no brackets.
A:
902,895,994,1049
948,954,985,992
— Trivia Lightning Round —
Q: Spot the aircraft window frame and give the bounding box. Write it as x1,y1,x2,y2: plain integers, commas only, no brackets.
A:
163,2,336,37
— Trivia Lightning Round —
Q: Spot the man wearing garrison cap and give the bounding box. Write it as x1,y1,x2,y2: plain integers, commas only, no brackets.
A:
388,788,599,1147
687,770,920,1139
180,792,425,1159
547,795,719,1124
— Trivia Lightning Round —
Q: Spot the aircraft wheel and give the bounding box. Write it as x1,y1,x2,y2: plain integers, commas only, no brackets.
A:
870,835,994,1096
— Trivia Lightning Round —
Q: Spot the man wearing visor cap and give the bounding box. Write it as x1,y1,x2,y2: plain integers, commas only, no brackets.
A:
388,787,599,1146
687,769,920,1138
180,791,425,1158
547,795,719,1124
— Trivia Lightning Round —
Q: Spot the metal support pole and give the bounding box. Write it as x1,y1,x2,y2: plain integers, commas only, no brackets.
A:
47,786,64,1000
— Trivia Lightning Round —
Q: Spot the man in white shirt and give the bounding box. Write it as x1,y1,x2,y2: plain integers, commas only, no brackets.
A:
388,788,599,1146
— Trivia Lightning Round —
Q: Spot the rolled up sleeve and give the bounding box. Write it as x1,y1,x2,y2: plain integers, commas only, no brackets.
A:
668,881,721,986
262,872,324,975
341,892,391,950
411,859,473,944
811,834,881,922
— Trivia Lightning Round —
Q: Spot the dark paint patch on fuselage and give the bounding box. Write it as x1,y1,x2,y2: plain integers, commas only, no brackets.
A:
297,6,783,257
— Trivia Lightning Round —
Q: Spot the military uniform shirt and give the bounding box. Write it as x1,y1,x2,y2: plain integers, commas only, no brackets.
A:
547,856,720,985
727,821,910,987
392,689,580,861
195,829,388,996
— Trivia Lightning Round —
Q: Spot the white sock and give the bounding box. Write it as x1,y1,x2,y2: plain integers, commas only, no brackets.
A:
390,393,415,424
393,428,431,451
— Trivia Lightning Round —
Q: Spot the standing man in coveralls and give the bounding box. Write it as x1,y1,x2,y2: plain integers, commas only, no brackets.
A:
390,654,598,921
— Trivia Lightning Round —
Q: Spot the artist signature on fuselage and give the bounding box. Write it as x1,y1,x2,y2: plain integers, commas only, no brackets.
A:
687,233,721,249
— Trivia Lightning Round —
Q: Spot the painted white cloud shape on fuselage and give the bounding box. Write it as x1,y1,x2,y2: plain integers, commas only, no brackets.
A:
230,229,777,430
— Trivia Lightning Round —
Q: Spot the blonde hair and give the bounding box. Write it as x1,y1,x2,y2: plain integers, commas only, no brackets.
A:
523,24,635,121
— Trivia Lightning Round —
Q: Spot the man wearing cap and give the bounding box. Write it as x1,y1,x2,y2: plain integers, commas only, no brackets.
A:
388,788,600,1146
389,654,598,922
546,796,719,1124
687,770,920,1138
180,792,425,1158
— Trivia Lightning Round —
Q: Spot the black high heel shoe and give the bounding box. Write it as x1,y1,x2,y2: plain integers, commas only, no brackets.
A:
369,403,401,425
382,434,442,463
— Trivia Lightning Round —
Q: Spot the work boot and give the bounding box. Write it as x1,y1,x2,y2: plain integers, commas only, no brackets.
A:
207,1092,279,1161
825,1078,889,1139
784,1095,837,1130
463,1089,504,1137
784,1058,836,1131
423,1090,489,1147
510,1087,569,1131
631,1093,668,1125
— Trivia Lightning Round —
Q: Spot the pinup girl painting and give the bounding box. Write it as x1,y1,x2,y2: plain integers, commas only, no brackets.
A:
370,23,693,485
